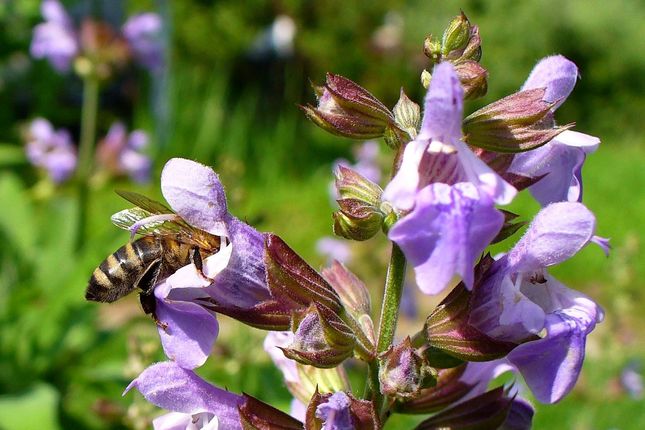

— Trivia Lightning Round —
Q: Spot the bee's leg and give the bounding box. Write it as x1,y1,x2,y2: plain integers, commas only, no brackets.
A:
139,292,167,331
191,247,214,282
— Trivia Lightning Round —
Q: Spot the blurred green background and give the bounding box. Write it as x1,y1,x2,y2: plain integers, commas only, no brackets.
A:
0,0,643,428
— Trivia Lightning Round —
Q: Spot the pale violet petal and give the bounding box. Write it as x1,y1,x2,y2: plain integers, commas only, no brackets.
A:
161,158,229,236
382,139,426,211
506,202,595,273
521,55,578,110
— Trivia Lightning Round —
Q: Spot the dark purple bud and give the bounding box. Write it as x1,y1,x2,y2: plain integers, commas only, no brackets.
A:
238,394,304,429
282,304,355,368
414,387,514,430
301,74,396,139
395,365,473,414
305,391,380,430
463,88,573,153
423,279,518,362
378,337,430,401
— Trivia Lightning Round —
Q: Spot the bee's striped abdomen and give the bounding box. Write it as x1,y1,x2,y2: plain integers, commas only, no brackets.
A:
86,236,163,303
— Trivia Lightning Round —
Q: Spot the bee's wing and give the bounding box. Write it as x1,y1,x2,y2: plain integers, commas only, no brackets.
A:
112,190,220,251
115,190,174,214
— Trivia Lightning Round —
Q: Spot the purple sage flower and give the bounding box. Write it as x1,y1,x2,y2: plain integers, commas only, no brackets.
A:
125,361,243,430
383,63,516,296
620,361,644,400
470,202,605,403
508,56,600,206
315,391,354,430
96,122,152,183
149,158,270,368
25,118,77,183
30,0,79,72
122,13,164,71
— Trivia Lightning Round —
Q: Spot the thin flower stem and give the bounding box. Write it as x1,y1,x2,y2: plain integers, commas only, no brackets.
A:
75,77,100,252
376,243,407,354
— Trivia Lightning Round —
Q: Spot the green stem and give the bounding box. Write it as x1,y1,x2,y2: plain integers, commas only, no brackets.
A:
75,77,100,252
376,243,407,354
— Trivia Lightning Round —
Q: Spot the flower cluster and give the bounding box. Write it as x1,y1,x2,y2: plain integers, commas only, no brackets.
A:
31,0,163,76
25,118,151,184
86,12,608,430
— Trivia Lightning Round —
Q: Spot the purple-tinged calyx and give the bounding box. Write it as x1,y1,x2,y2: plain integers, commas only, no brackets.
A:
301,74,404,144
378,337,431,401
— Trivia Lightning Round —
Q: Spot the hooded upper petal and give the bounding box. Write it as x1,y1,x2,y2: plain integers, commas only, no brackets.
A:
125,361,243,429
389,182,503,294
161,158,229,236
521,55,578,110
506,202,596,273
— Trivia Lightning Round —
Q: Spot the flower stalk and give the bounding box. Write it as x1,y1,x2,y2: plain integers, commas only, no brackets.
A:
75,76,100,251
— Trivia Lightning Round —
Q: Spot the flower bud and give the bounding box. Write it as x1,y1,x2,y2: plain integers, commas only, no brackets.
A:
395,365,472,414
282,304,355,368
378,338,432,401
454,60,488,100
78,20,130,80
393,89,421,140
423,35,442,64
333,165,385,241
463,88,573,152
441,12,471,57
301,73,396,139
322,261,376,358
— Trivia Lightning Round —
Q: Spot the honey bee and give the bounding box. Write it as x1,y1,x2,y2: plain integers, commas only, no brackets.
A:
85,190,221,322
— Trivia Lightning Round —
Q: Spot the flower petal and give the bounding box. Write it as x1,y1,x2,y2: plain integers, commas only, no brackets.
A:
506,202,595,273
507,313,587,403
382,139,426,210
206,218,270,308
315,392,354,430
155,284,219,369
125,361,243,428
161,158,229,236
419,62,464,143
521,55,578,110
389,182,503,295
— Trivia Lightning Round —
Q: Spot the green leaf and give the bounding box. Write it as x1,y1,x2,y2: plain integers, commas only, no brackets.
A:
0,383,61,430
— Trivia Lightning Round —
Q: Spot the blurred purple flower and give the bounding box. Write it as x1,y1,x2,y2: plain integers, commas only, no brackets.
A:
508,56,600,206
25,118,77,183
470,202,605,403
399,282,418,319
150,158,269,368
316,237,352,264
96,122,151,183
125,361,243,430
122,13,164,71
30,0,79,72
621,361,644,400
315,392,354,430
383,63,514,296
